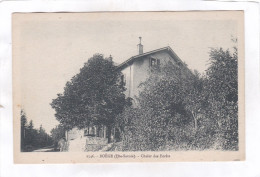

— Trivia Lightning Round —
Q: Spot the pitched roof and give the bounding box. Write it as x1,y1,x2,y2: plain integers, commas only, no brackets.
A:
117,46,186,70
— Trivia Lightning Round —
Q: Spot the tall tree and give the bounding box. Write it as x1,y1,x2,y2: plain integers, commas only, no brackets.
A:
206,47,238,103
20,109,28,151
183,70,205,131
20,110,53,150
26,120,35,147
204,46,238,150
51,54,130,142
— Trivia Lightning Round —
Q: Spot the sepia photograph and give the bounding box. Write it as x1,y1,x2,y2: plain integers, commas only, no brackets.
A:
12,11,245,163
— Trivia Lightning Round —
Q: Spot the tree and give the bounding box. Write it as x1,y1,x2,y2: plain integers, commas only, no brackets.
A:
25,120,35,146
206,47,238,103
183,70,205,131
50,125,66,149
203,46,238,150
51,54,130,142
20,110,53,151
20,109,28,151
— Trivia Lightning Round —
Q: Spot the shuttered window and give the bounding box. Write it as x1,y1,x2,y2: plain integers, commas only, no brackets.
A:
150,58,160,67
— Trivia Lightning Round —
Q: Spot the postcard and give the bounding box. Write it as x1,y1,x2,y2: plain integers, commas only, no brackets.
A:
12,11,245,163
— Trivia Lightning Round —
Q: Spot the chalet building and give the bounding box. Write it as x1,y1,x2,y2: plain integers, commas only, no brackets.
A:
66,38,191,149
118,37,190,103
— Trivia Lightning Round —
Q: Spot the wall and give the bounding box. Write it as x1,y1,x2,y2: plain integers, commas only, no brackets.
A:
121,64,134,98
120,50,191,104
67,127,84,140
131,51,177,98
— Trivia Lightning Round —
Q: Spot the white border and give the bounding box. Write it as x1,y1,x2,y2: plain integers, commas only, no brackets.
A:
0,1,259,177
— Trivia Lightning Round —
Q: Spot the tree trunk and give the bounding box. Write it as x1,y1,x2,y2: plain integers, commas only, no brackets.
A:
192,111,197,131
65,130,68,141
96,126,101,137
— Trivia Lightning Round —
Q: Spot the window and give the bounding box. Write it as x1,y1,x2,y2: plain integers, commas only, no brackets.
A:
150,58,160,68
150,58,157,66
157,59,160,66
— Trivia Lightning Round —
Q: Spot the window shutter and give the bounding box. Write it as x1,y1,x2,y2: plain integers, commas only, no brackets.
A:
157,59,160,66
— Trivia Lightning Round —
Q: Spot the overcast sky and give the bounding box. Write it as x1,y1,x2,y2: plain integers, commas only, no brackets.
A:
14,12,240,133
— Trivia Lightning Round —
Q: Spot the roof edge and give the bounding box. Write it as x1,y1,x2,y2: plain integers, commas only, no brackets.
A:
116,46,193,76
117,46,170,70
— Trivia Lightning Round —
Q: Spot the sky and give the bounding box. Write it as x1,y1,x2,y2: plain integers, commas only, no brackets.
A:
14,12,241,133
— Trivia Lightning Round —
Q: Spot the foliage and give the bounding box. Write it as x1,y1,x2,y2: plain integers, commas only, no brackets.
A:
20,109,27,149
206,47,238,103
50,125,66,143
118,62,201,151
51,54,130,142
20,110,52,151
50,125,66,150
202,47,238,150
119,46,238,151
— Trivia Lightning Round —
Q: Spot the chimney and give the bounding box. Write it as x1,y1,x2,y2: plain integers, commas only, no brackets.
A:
137,37,143,54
